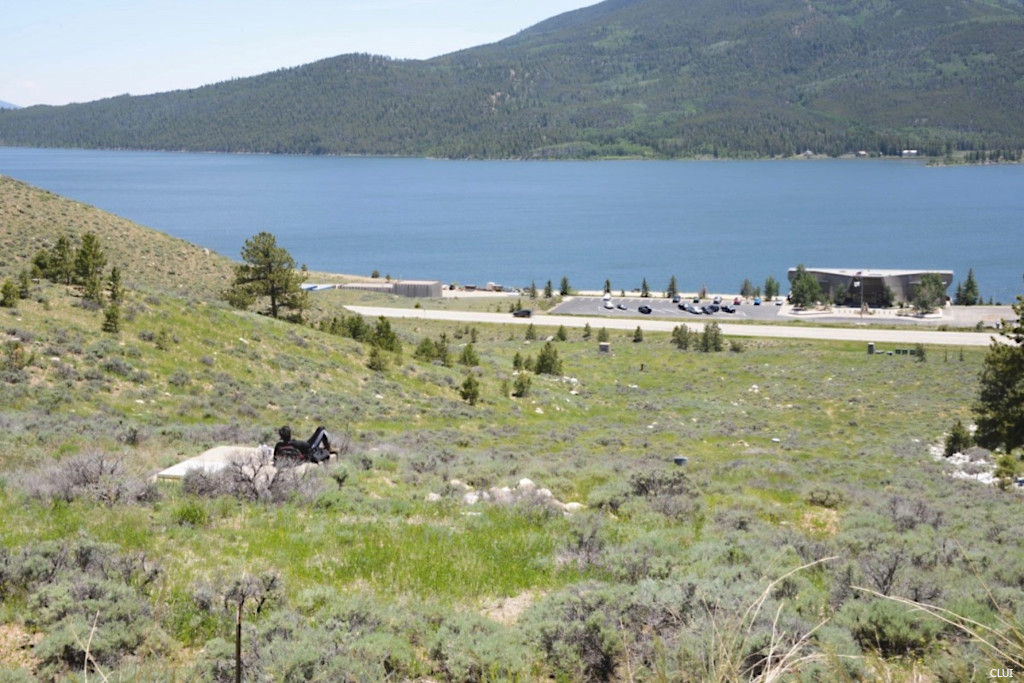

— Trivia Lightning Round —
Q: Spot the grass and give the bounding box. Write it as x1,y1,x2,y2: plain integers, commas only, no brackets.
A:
0,177,1019,680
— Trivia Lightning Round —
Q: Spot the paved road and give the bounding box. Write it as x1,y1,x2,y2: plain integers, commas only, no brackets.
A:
346,305,1006,347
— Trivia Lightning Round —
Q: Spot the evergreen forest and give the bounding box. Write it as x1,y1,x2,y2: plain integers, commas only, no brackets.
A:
1,0,1023,159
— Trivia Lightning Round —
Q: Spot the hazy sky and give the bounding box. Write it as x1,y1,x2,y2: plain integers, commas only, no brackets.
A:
2,1,598,107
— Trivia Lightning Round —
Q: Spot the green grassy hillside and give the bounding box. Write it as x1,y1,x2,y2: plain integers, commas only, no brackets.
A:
1,0,1023,159
0,180,1021,680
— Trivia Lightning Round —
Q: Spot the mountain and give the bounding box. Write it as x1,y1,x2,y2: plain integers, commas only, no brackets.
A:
1,0,1022,159
0,100,19,110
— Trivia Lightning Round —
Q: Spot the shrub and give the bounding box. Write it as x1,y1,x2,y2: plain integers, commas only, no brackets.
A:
429,613,531,681
182,450,327,504
842,598,942,657
18,452,158,505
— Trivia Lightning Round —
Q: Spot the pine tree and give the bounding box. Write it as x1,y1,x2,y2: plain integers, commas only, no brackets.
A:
641,278,650,298
559,276,571,296
225,231,308,320
974,286,1024,452
666,275,678,299
633,326,644,343
75,232,107,303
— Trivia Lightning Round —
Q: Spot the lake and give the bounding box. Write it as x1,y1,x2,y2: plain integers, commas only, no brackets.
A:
1,147,1022,303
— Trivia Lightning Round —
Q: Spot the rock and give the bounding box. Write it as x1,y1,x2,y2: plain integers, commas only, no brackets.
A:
562,502,585,514
517,478,536,492
449,479,470,491
426,492,442,502
463,492,480,505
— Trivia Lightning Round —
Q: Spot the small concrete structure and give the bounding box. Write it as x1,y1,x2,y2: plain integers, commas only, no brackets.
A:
341,279,443,298
155,445,261,480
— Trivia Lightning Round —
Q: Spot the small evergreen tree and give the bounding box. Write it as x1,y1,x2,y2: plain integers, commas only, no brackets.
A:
17,270,30,299
107,266,124,304
641,278,651,298
740,278,754,298
544,280,553,298
459,344,480,367
700,321,724,352
525,324,537,341
512,351,524,371
556,325,568,342
603,279,611,294
559,276,571,296
671,324,691,350
633,326,644,343
367,345,388,372
597,327,610,343
0,280,19,308
459,374,480,405
75,232,107,303
512,373,531,398
666,275,678,299
955,268,981,306
528,281,538,298
944,420,975,457
764,275,780,301
101,303,121,333
583,322,592,339
534,342,563,375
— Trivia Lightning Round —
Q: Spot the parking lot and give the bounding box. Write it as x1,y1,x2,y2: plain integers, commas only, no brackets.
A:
551,295,788,322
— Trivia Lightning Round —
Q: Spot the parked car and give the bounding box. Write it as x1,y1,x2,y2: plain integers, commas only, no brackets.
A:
512,309,532,318
693,296,700,303
753,297,762,305
713,296,722,305
733,297,742,305
685,304,701,314
721,305,736,313
638,305,652,314
671,294,681,303
617,303,627,310
603,300,615,310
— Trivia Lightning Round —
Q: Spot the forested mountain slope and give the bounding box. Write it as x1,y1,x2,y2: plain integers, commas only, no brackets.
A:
1,0,1022,158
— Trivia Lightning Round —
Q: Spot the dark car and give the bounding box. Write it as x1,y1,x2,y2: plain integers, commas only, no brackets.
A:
512,309,532,318
638,305,652,314
671,294,681,303
721,305,736,313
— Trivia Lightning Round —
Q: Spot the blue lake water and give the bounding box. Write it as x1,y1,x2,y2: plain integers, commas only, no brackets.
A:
1,147,1022,303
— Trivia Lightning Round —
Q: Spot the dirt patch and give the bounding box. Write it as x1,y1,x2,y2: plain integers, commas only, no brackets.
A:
0,623,41,674
800,508,839,536
480,591,536,626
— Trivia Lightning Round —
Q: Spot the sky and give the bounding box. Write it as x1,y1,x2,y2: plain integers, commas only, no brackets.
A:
2,0,598,107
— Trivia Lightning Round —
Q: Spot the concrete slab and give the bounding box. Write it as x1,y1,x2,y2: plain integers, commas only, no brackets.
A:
156,445,262,480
